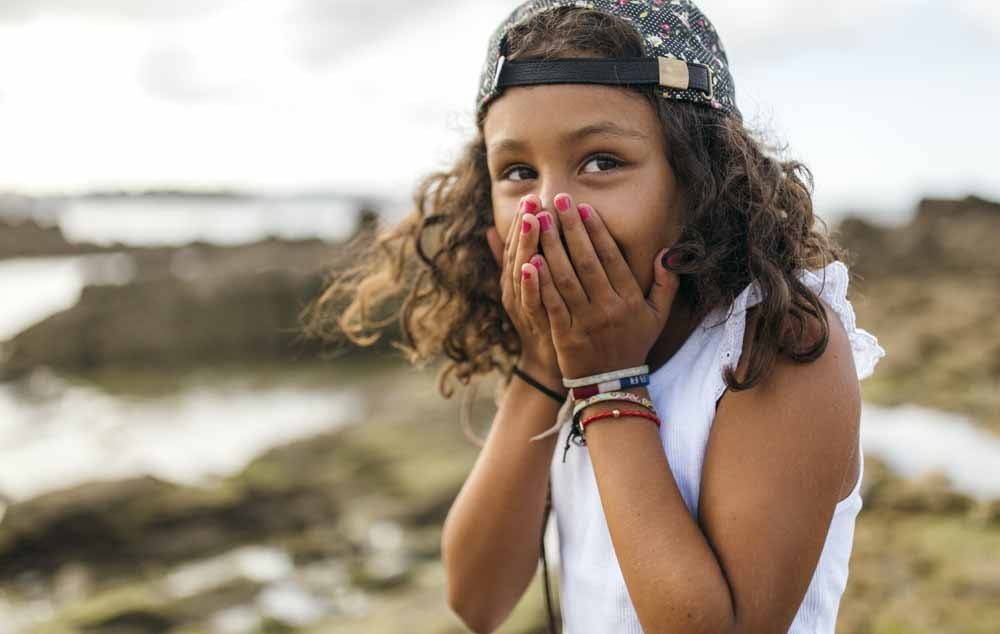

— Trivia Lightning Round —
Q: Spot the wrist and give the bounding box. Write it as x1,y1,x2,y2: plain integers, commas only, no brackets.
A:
576,386,659,432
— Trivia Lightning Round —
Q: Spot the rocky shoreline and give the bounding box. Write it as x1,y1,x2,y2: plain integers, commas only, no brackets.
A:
1,193,998,632
0,210,400,381
1,359,997,633
839,195,1000,434
3,196,998,432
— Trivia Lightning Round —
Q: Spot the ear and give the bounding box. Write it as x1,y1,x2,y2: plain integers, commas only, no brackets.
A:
486,225,504,267
647,247,682,322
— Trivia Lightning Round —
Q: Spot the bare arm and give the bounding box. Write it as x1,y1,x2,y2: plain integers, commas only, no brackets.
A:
582,300,860,633
441,360,565,634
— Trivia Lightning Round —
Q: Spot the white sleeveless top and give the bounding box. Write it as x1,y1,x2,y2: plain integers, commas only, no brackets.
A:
544,260,886,634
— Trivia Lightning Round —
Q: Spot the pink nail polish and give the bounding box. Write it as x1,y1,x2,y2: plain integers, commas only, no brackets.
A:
522,267,532,280
530,255,544,269
523,199,538,214
578,204,591,221
522,219,531,234
555,195,570,212
538,213,552,232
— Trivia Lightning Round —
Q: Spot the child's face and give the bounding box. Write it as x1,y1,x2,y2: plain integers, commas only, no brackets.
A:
483,83,685,297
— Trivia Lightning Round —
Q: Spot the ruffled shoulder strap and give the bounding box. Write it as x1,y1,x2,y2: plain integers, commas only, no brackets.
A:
714,260,886,395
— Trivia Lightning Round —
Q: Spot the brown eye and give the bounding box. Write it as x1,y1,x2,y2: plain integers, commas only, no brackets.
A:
581,154,623,174
501,165,534,181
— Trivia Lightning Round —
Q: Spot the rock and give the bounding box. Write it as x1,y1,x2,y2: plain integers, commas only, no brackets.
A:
53,561,97,607
0,236,403,380
0,467,340,582
837,195,1000,434
0,415,431,587
968,498,1000,528
860,456,975,515
837,194,1000,279
79,609,174,634
348,520,413,591
0,216,116,259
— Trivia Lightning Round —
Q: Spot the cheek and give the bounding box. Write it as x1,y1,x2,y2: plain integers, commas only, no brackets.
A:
495,210,514,240
491,196,513,238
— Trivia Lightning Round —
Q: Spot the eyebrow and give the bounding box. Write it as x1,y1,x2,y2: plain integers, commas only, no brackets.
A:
487,120,649,154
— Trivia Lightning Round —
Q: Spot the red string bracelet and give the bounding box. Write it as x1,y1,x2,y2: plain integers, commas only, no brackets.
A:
580,407,661,432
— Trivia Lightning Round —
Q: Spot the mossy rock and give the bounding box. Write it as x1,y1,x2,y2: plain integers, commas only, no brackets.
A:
860,456,975,516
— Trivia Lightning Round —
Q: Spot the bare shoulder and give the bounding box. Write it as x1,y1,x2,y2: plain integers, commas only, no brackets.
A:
718,297,861,498
693,297,862,631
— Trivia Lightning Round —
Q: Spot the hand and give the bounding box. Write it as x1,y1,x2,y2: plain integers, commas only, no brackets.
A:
523,192,680,381
486,194,562,384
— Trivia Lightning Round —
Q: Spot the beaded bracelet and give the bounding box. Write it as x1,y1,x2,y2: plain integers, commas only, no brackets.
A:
581,407,661,431
562,364,649,389
572,391,656,425
570,373,648,400
562,398,659,461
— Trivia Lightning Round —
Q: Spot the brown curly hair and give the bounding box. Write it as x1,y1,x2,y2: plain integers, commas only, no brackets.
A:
298,6,852,431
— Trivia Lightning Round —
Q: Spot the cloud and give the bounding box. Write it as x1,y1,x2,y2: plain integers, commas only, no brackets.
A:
285,0,381,68
699,0,917,63
954,0,1000,39
283,0,462,69
0,0,233,23
135,2,312,104
139,45,243,103
0,0,996,221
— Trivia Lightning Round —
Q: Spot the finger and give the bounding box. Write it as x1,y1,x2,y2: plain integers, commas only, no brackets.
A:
515,212,546,307
503,197,524,277
530,253,571,335
536,210,590,310
523,254,553,333
519,261,543,335
515,212,541,299
553,192,614,301
577,202,643,299
505,197,527,303
514,194,541,297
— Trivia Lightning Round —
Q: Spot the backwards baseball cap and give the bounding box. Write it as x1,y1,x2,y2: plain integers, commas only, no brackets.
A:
476,0,741,123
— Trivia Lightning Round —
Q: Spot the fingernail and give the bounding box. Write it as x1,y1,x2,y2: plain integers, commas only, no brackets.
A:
662,249,683,268
522,266,532,280
522,219,531,234
530,255,544,269
538,213,552,232
523,199,538,214
555,195,571,212
578,204,592,221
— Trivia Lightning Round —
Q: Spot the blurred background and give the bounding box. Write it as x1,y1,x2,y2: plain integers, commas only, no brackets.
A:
0,1,998,632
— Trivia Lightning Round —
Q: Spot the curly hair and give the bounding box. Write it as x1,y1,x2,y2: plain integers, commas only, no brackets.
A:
298,6,851,438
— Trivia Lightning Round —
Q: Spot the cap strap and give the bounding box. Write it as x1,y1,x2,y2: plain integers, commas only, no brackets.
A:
493,56,713,100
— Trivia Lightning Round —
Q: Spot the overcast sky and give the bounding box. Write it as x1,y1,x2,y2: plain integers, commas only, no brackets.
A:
0,0,997,224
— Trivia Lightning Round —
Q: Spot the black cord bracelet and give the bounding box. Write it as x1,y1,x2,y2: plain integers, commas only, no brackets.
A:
511,365,567,404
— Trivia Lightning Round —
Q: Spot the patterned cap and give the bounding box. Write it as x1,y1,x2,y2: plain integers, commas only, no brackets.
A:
476,0,741,122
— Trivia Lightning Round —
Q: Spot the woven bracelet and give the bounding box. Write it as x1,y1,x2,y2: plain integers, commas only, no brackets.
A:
570,373,648,400
562,364,649,389
572,391,656,425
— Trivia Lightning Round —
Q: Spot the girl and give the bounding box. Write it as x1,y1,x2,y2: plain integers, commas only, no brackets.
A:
303,1,886,632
